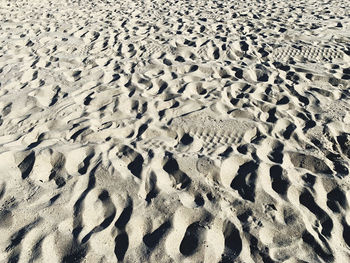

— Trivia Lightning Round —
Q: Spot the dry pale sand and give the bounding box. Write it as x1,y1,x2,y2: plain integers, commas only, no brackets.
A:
0,0,350,262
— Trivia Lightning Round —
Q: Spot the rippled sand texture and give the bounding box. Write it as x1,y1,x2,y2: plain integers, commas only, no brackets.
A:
1,0,350,262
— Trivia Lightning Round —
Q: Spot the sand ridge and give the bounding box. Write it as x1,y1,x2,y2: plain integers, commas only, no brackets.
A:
0,0,350,262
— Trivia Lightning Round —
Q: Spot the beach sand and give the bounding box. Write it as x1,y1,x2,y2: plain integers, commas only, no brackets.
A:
0,0,350,262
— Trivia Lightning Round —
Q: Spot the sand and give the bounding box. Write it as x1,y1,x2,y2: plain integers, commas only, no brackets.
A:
0,0,350,262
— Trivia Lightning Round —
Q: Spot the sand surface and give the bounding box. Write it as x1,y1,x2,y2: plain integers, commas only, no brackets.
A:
0,0,350,262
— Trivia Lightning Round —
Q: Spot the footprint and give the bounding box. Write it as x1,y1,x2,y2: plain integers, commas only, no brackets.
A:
230,160,258,202
283,123,296,139
325,153,349,176
268,141,284,164
302,231,333,262
180,133,194,146
6,218,41,252
115,199,133,230
28,236,44,263
326,187,347,213
127,154,144,178
342,218,350,247
2,102,12,116
115,232,129,261
337,133,350,159
248,234,274,262
62,242,87,263
0,209,13,229
81,189,116,244
169,108,257,153
78,152,94,175
269,165,289,196
196,156,215,175
272,44,344,62
299,190,333,238
17,151,36,179
221,220,242,261
70,126,92,142
243,64,270,82
117,146,144,179
0,182,5,200
163,154,191,189
288,152,332,174
179,222,205,256
143,221,171,249
145,171,159,203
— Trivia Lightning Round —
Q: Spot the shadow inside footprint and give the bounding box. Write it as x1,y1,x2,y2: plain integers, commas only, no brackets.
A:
82,190,116,244
270,165,289,196
163,156,191,189
143,221,171,249
180,133,194,145
337,133,350,158
342,218,350,247
115,201,133,230
230,161,258,202
302,231,333,262
115,232,128,261
221,221,242,261
283,123,296,139
18,151,35,179
300,190,333,238
6,219,41,252
268,142,284,164
179,222,203,256
127,154,144,178
327,187,347,213
145,171,159,203
78,153,94,175
62,244,87,263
